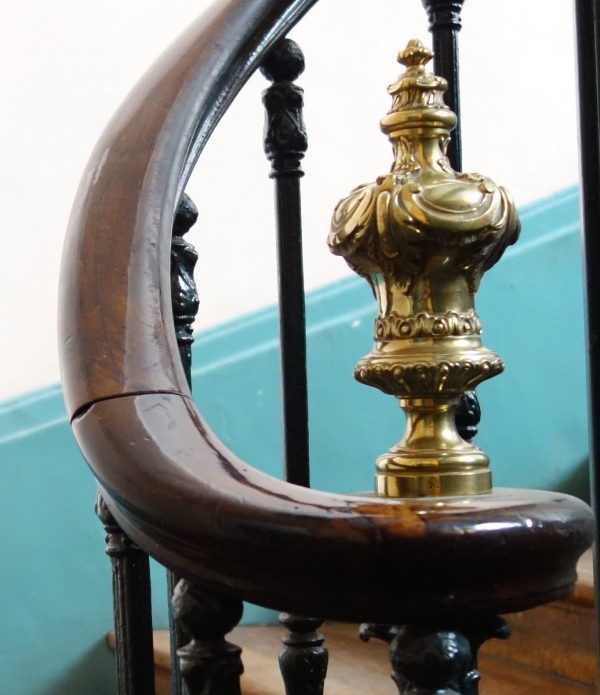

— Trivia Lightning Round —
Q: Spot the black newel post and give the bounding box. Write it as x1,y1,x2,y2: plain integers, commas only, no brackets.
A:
96,493,156,695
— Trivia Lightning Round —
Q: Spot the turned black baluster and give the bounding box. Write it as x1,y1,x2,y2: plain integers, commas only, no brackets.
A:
169,192,200,695
261,39,329,695
261,37,310,487
96,493,156,695
279,615,328,695
360,617,509,695
421,0,478,442
172,579,244,695
169,195,244,694
421,0,464,171
574,0,600,680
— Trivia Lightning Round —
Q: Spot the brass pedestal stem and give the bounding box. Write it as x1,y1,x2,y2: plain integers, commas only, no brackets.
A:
376,397,491,497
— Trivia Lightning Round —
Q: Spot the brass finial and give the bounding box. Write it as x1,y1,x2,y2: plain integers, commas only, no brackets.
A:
398,38,433,66
328,40,520,498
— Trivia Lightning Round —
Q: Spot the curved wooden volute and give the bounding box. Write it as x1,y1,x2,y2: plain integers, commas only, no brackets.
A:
59,0,594,624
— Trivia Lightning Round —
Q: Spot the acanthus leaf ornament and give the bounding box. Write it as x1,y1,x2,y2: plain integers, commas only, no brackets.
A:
328,39,520,497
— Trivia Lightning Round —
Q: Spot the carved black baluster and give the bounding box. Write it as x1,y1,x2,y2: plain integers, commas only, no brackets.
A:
420,0,479,443
261,39,329,695
261,37,310,487
170,194,244,694
279,615,328,695
96,493,156,695
421,0,464,171
360,617,509,695
169,192,201,695
171,193,200,385
172,579,244,695
359,616,510,695
454,391,481,442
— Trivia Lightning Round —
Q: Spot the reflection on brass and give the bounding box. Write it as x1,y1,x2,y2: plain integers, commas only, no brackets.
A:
328,40,520,498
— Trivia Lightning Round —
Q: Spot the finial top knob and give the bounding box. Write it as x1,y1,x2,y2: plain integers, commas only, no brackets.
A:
397,39,433,68
260,38,305,83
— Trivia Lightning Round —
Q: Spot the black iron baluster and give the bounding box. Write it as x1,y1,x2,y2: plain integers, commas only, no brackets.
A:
261,39,329,695
279,615,328,695
360,617,509,695
421,0,479,443
96,493,156,695
421,0,464,171
167,570,184,695
169,194,244,693
172,579,244,695
171,193,200,386
261,37,310,487
574,0,600,684
169,192,200,695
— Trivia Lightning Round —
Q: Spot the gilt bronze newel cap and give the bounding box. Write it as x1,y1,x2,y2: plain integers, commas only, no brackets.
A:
381,39,457,136
328,40,520,498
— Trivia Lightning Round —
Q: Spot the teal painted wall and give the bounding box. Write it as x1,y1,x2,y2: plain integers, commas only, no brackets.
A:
0,186,588,693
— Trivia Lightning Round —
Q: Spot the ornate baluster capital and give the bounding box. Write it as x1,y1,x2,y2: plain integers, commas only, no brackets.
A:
95,491,131,558
172,579,244,695
279,614,328,695
171,193,199,385
360,617,509,695
421,0,466,31
261,38,308,178
329,41,520,498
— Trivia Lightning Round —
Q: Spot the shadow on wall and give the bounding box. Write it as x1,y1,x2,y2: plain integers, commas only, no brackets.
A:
556,458,591,505
44,640,115,695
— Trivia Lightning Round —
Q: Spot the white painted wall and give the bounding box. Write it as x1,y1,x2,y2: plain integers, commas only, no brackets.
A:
0,0,579,401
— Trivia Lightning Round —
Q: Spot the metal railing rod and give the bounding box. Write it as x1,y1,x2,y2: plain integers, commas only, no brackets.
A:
421,0,483,444
574,1,600,690
421,0,465,171
96,494,156,695
168,192,201,695
261,38,310,487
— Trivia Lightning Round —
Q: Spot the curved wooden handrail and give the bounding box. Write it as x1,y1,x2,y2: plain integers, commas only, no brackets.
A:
59,0,594,623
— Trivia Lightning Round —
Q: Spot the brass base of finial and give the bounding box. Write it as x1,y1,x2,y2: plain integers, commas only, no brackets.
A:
376,468,492,498
375,397,493,498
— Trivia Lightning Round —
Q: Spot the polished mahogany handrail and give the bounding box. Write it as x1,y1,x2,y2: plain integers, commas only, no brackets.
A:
59,0,593,624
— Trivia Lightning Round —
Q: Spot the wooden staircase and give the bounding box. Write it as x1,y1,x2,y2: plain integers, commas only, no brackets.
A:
108,550,596,694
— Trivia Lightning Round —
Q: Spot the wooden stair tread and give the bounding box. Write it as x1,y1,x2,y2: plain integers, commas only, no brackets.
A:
108,550,596,693
481,548,596,686
572,548,594,606
145,623,594,695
